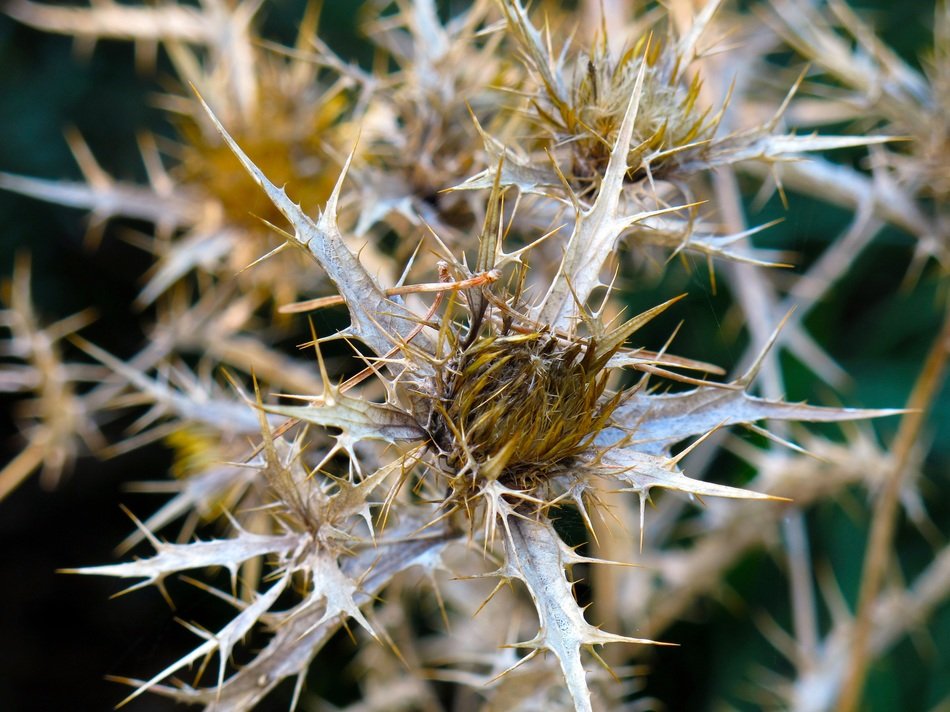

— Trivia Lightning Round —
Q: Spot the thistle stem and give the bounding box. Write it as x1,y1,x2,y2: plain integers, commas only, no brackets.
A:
837,299,950,712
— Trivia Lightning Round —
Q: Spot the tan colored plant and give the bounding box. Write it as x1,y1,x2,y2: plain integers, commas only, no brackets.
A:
1,1,946,711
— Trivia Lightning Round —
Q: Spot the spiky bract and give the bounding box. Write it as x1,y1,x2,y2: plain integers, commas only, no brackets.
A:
428,330,618,489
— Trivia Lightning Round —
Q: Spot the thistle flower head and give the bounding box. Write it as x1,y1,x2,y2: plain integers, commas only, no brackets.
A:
535,33,711,189
501,0,716,194
428,330,615,486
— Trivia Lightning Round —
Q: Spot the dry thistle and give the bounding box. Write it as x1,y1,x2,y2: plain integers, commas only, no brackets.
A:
0,255,104,499
502,1,715,191
2,1,939,711
67,75,890,708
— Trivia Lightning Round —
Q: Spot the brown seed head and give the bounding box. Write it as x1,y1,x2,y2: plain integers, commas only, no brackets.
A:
427,330,620,497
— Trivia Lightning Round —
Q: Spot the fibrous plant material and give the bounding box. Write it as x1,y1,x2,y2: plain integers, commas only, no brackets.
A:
79,100,893,709
0,256,104,499
1,0,947,711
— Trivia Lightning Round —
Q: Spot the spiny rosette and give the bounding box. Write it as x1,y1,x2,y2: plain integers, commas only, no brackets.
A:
191,86,901,711
416,290,626,520
501,0,714,193
426,331,617,483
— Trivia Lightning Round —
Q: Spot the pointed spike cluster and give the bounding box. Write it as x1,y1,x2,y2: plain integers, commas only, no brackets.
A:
2,0,926,709
536,48,652,328
195,91,424,361
501,514,671,711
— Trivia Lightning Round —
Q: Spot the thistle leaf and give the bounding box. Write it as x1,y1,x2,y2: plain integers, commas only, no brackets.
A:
690,131,899,172
116,465,261,553
608,383,902,456
74,337,276,434
5,0,213,44
0,171,199,228
195,93,425,360
503,514,666,712
138,519,455,710
136,229,236,307
67,531,302,591
598,447,786,502
118,575,291,706
263,397,425,444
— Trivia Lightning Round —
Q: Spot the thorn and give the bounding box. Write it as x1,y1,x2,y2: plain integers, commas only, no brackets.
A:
740,307,796,387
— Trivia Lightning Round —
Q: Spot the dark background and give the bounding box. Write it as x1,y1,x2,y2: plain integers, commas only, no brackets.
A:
1,1,948,710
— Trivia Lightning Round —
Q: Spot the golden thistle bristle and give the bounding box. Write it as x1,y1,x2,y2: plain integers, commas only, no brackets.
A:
165,426,220,479
529,32,712,189
427,331,620,492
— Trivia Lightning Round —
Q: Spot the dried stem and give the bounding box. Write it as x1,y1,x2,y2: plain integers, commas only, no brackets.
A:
837,298,950,712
